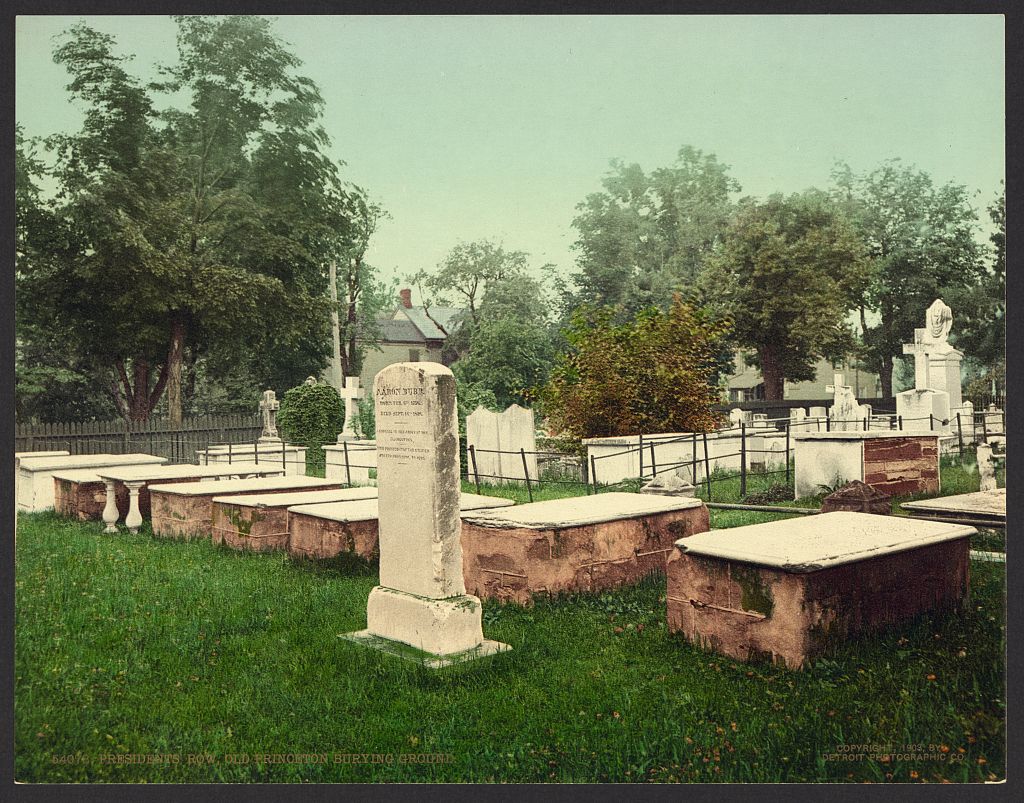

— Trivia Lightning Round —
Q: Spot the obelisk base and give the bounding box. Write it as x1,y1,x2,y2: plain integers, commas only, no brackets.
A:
342,586,510,668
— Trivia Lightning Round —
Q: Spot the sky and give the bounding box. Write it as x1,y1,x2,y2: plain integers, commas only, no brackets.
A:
15,14,1005,301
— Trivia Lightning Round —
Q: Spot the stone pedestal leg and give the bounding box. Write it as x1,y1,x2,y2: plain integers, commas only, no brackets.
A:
124,481,145,534
102,479,120,533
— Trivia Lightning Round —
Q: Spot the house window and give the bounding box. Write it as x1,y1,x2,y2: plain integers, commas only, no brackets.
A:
408,349,420,362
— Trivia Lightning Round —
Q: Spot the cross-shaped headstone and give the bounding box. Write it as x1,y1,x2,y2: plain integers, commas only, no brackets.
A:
824,373,846,400
902,329,930,390
259,389,280,439
339,376,365,439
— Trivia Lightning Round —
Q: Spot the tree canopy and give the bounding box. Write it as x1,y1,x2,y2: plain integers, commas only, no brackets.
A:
701,191,869,400
830,159,982,397
567,145,740,317
16,16,367,422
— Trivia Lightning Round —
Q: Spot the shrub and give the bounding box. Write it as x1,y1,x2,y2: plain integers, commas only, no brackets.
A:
277,382,344,475
537,295,730,440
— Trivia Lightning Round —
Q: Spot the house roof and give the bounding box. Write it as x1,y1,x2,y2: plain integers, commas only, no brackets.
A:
402,306,464,340
377,318,425,344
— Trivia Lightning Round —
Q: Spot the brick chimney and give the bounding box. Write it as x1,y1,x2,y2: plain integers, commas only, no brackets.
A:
399,288,412,309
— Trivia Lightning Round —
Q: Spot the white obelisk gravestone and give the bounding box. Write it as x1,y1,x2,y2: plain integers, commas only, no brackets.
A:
343,362,509,666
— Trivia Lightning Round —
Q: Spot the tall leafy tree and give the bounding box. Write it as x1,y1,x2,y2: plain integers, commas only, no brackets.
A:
568,145,740,316
830,160,982,397
702,191,869,400
17,16,358,423
411,240,529,327
942,186,1004,381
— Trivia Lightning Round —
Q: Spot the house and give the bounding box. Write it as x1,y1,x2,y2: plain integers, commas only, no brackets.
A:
725,352,883,402
356,289,465,390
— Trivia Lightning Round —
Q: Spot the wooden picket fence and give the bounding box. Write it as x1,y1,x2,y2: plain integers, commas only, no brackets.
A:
14,415,263,464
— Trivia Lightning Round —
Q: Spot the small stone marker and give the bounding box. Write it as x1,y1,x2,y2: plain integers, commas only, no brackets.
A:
977,444,997,492
640,472,697,497
820,480,891,515
338,376,365,440
342,362,509,667
259,389,281,442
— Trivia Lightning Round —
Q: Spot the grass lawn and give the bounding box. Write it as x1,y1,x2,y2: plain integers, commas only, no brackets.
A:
15,504,1005,783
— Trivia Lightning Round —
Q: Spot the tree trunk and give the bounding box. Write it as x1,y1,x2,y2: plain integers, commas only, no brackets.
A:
165,316,186,426
129,359,151,422
758,345,785,401
879,353,893,399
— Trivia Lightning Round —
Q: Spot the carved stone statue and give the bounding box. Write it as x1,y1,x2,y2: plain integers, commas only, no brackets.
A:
923,298,953,348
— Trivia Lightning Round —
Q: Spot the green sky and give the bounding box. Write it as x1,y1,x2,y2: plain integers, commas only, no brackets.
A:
15,14,1005,296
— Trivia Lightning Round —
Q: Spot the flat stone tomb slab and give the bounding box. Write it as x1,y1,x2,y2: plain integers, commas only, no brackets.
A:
461,492,710,605
902,488,1006,522
666,511,974,669
288,493,515,561
211,487,381,552
55,462,287,523
793,432,940,500
149,476,346,540
18,453,167,513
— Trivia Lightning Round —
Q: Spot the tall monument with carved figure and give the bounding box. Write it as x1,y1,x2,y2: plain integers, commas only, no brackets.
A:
896,299,967,435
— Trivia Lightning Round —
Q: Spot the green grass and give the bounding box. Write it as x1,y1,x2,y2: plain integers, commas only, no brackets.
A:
15,512,1005,783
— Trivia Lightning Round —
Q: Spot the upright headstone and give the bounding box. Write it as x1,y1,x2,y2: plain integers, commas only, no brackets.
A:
728,408,747,428
977,444,997,492
808,406,827,430
826,374,860,432
259,389,281,443
338,376,365,440
466,404,538,484
343,362,509,666
897,299,960,433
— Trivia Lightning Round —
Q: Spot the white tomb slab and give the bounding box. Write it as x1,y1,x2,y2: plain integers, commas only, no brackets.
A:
676,512,974,572
343,362,509,667
902,488,1005,522
324,440,377,484
196,443,307,475
289,492,515,524
463,492,703,530
18,453,167,513
214,486,379,510
149,474,342,498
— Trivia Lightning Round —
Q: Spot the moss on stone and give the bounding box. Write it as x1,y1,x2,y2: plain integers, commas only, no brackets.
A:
731,564,775,617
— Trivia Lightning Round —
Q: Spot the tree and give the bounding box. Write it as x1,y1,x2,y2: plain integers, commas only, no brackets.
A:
830,160,982,397
411,240,529,327
538,296,730,440
17,17,357,423
568,145,740,317
335,190,392,378
451,274,556,409
702,191,869,400
942,186,1004,382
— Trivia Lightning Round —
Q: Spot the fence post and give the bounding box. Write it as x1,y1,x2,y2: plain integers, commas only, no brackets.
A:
825,415,831,433
740,423,747,498
956,413,964,458
282,439,287,472
468,445,481,495
254,440,259,465
898,415,903,431
863,417,868,431
785,420,791,485
929,413,934,431
981,412,988,443
228,440,233,465
520,448,533,503
639,433,644,479
342,440,352,486
590,454,598,494
691,433,697,486
702,431,712,501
